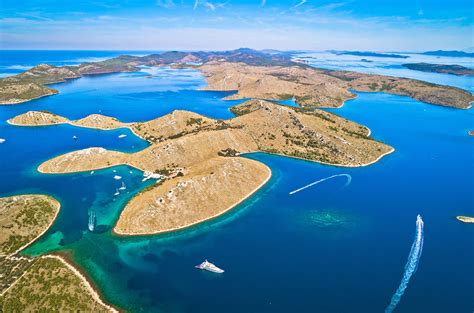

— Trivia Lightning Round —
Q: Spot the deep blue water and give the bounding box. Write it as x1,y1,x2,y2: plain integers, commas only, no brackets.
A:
0,51,473,313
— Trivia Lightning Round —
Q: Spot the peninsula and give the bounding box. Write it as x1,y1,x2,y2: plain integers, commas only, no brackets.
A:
14,99,393,235
1,49,472,109
402,63,474,76
456,216,474,223
0,195,114,312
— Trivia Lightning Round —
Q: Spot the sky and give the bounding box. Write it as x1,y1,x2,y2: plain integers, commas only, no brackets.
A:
0,0,472,51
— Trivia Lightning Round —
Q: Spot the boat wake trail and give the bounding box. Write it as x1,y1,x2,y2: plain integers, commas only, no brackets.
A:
385,215,424,313
288,174,352,195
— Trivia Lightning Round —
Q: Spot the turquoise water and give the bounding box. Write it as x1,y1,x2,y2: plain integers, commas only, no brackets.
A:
1,51,473,312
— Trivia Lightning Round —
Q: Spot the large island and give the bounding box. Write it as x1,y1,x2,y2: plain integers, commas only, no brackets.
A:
1,49,473,109
11,99,393,235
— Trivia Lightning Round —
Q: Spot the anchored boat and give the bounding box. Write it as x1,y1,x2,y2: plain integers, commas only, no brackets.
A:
119,182,126,190
195,260,224,273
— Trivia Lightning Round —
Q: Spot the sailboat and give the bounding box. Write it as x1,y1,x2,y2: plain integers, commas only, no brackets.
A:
119,182,126,190
88,210,96,232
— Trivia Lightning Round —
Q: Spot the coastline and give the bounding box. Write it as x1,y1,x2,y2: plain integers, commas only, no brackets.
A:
37,155,145,175
7,117,133,132
44,254,119,313
112,163,272,236
0,194,61,257
0,91,58,106
244,147,395,168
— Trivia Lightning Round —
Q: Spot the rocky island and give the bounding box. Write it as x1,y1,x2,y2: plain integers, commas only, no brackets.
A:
13,99,393,235
8,111,126,130
402,63,474,76
1,49,472,109
0,195,114,312
456,216,474,223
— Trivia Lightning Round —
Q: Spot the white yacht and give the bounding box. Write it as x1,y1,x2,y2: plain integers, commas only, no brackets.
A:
113,175,122,180
114,189,120,196
118,134,127,139
195,260,224,273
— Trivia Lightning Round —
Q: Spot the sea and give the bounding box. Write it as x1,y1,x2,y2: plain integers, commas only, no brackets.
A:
0,50,472,312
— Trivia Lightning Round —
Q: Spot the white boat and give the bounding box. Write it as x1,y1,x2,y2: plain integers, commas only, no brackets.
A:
0,138,5,143
119,182,126,190
113,175,122,180
195,260,224,273
114,189,120,196
88,210,96,232
73,136,78,140
90,171,95,174
118,134,127,139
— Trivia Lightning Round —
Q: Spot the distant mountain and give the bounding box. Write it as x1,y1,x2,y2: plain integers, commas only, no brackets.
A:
402,63,474,76
421,50,474,58
329,50,409,59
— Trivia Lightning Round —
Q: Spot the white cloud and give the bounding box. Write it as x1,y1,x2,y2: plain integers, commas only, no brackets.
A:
156,0,175,8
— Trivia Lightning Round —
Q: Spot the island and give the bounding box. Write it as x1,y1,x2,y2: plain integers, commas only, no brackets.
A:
1,49,472,109
421,50,474,58
13,99,393,235
8,111,126,130
0,194,60,255
456,216,474,223
0,195,115,312
402,63,474,76
329,50,409,59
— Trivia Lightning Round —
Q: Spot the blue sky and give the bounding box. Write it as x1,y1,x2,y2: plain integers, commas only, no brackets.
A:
1,0,472,50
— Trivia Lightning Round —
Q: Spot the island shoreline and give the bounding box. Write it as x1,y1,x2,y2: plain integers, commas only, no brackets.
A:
44,253,120,313
112,163,272,236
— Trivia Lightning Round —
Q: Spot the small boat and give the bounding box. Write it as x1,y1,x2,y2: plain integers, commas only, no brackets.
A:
73,135,78,140
88,210,96,232
118,134,127,139
113,175,122,180
119,182,126,190
114,189,120,196
195,260,224,273
0,138,5,143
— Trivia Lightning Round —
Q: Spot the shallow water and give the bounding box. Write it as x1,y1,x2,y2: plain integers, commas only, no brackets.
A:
1,51,473,312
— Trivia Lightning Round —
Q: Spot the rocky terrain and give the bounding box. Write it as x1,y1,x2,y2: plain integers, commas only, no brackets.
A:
30,99,393,234
9,111,127,130
200,61,474,109
1,49,472,109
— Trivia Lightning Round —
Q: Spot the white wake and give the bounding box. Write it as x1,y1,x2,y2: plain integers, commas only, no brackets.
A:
288,174,352,195
385,215,424,313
